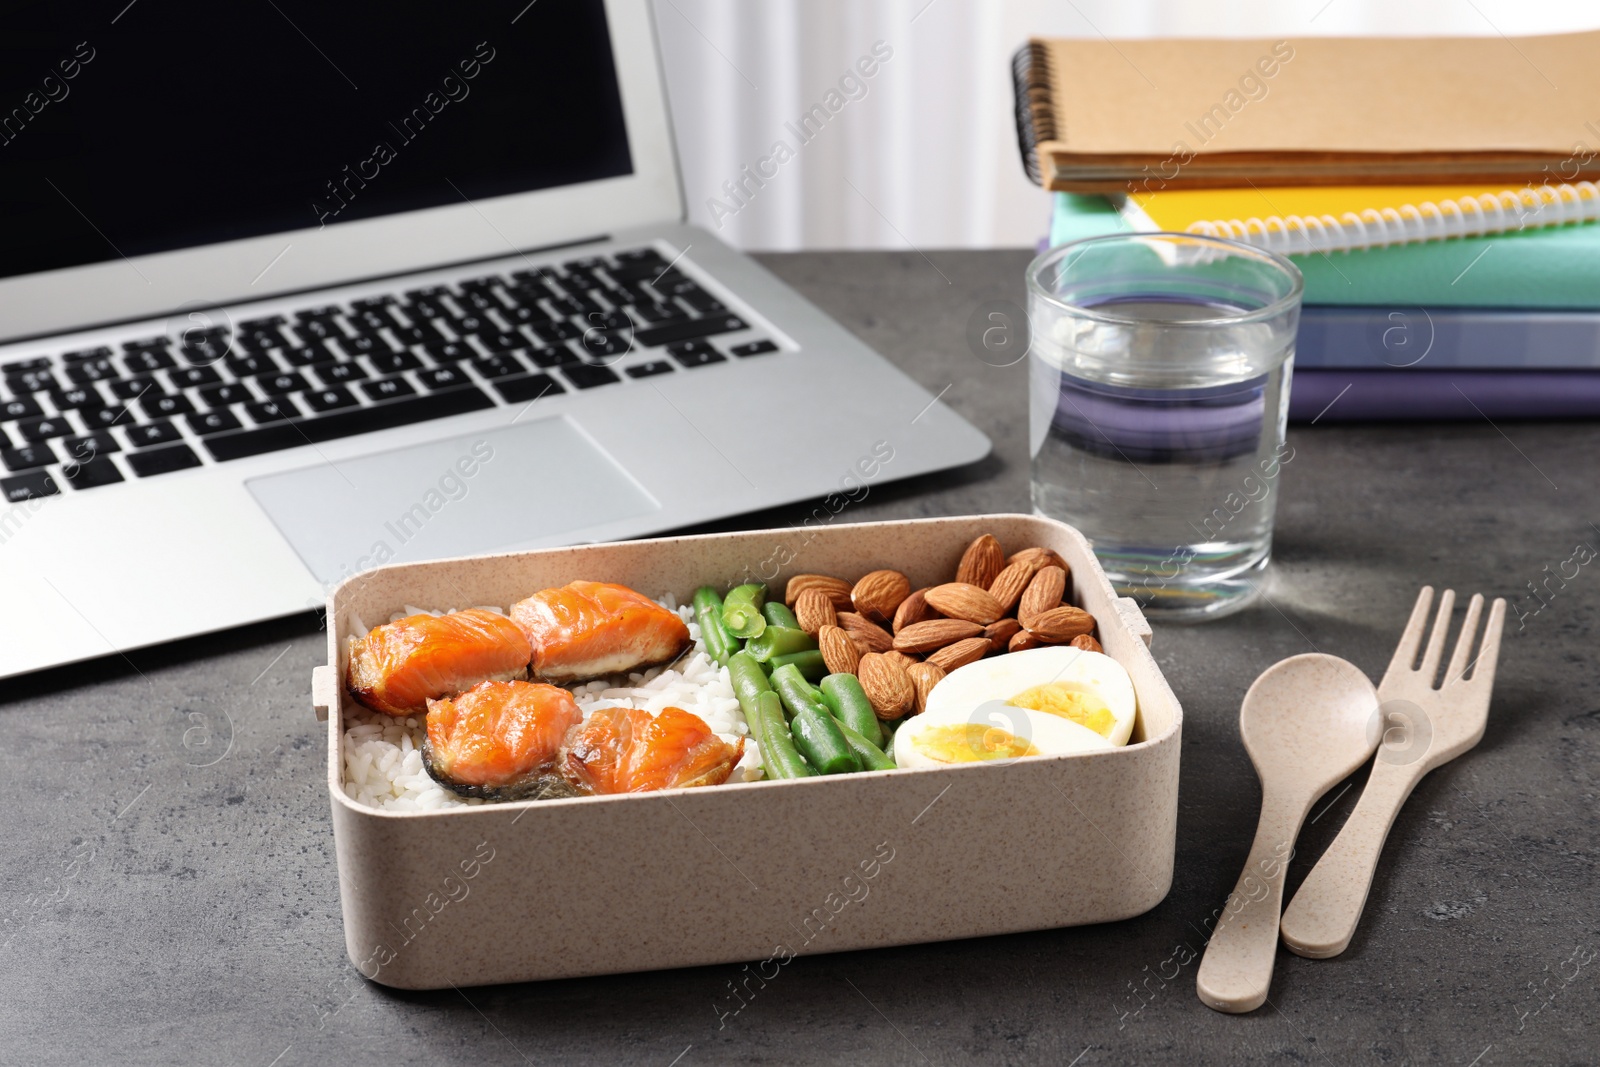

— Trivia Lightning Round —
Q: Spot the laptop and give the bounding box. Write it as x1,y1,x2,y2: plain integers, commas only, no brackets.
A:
0,0,989,679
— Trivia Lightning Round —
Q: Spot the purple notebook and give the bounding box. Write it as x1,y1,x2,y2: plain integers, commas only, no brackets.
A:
1290,370,1600,422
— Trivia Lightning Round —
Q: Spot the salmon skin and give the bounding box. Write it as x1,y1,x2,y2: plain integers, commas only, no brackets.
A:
423,680,585,801
346,608,530,717
511,581,690,684
561,706,744,795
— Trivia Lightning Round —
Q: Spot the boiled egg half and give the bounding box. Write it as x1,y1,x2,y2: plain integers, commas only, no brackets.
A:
922,647,1138,747
894,701,1112,769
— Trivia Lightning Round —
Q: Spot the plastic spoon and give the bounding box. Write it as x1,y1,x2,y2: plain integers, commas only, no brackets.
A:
1195,654,1379,1014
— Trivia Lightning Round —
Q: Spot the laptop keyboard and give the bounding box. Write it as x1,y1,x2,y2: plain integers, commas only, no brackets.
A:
0,246,779,503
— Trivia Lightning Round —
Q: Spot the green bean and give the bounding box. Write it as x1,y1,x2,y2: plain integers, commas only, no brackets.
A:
745,625,817,663
818,673,883,748
772,663,859,774
762,601,802,630
756,691,814,779
835,719,897,771
765,649,827,682
721,583,767,639
728,651,773,712
692,587,740,664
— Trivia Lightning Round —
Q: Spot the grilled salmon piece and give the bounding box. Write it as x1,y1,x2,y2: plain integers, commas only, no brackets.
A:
423,680,585,800
511,581,690,684
346,609,530,717
560,705,744,795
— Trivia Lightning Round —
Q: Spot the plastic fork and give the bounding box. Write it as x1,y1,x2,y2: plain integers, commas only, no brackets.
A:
1279,586,1506,959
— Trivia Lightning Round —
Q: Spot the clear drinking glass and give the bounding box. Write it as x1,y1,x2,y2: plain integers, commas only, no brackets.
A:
1026,233,1303,619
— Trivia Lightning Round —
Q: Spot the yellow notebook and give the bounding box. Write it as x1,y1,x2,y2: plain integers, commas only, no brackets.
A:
1119,184,1600,254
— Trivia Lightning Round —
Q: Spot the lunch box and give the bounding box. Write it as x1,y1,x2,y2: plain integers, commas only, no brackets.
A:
312,514,1182,989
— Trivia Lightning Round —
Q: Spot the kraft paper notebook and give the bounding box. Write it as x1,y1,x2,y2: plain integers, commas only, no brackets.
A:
1013,31,1600,192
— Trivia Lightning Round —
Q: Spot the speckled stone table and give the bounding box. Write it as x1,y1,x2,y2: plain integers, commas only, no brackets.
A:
4,251,1595,1066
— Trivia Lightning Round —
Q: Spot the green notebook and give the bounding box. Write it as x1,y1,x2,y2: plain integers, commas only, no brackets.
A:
1048,193,1600,309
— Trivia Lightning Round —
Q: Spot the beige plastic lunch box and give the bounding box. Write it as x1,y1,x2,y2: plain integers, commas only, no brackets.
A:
312,514,1182,989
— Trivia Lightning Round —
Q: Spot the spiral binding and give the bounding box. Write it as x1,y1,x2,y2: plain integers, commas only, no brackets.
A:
1012,41,1055,187
1186,183,1600,254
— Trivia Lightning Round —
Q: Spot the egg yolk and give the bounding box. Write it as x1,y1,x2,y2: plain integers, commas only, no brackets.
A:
914,724,1040,763
1008,683,1116,738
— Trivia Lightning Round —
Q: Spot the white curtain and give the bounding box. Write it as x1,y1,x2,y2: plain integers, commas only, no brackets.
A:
652,0,1600,250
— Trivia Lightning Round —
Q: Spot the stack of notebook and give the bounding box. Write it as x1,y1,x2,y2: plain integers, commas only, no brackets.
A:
1014,30,1600,420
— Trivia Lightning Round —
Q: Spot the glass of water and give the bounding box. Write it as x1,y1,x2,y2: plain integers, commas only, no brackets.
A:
1026,233,1303,619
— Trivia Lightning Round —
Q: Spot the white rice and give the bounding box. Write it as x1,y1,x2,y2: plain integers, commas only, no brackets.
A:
340,595,760,811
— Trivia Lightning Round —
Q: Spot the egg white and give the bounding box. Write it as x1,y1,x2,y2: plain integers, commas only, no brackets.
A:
922,647,1137,747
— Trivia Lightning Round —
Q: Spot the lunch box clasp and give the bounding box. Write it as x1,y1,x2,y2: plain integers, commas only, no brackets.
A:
311,665,336,721
1116,597,1153,647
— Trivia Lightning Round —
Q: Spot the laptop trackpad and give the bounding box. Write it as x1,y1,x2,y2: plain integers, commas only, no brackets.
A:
245,416,659,586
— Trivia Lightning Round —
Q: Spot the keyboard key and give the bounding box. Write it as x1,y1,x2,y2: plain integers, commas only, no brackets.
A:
422,341,474,364
470,354,525,380
186,410,243,435
359,377,417,402
238,315,287,331
561,364,621,390
679,290,726,314
502,304,551,326
126,443,202,477
140,394,196,419
206,385,495,461
61,346,113,363
62,431,119,460
0,425,9,450
314,362,367,385
295,318,340,341
632,302,686,324
417,366,470,391
391,323,444,346
302,386,359,413
254,371,310,396
667,342,727,369
65,358,118,384
81,405,134,430
181,338,232,364
238,330,290,355
493,374,566,404
731,340,779,357
351,309,396,334
578,330,630,359
367,350,423,374
245,397,301,423
1,357,52,373
477,331,525,353
124,420,182,447
123,349,176,373
1,470,59,502
61,456,124,490
6,368,58,394
121,336,171,352
110,376,163,401
198,383,254,408
527,346,579,368
635,315,747,349
532,321,581,344
350,296,397,312
0,396,43,420
49,387,103,411
339,334,390,357
281,342,338,367
225,352,281,378
171,365,223,388
17,416,74,442
613,247,668,265
450,314,489,337
625,360,675,379
2,443,58,472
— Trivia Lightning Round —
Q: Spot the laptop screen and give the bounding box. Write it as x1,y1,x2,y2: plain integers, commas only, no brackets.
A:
0,0,633,281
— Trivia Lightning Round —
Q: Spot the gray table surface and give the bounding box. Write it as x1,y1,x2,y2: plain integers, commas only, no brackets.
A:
5,250,1597,1066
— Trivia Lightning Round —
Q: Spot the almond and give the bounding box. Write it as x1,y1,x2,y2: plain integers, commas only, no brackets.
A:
956,533,1005,589
784,574,853,611
851,569,911,625
987,559,1039,615
1027,605,1096,642
1070,633,1103,653
926,636,990,673
794,588,838,635
905,661,945,714
1009,630,1044,653
857,652,914,719
1007,545,1069,570
837,611,895,654
882,650,919,671
892,587,940,634
924,582,1005,625
818,624,860,675
892,618,984,654
1018,565,1067,627
984,617,1022,653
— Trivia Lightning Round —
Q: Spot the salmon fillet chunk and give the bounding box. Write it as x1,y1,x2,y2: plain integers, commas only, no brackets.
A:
511,581,690,684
